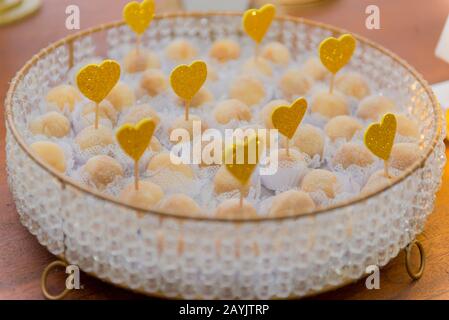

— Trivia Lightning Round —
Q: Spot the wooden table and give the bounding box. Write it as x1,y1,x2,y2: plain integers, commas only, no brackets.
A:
1,0,449,300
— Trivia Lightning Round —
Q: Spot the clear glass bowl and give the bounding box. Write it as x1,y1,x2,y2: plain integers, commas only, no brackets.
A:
5,13,446,299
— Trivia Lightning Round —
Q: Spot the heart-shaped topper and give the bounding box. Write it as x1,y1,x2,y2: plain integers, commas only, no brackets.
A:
319,34,356,74
243,3,276,44
364,113,397,161
225,134,260,185
123,0,155,35
170,60,207,101
271,97,308,139
76,60,121,104
116,118,156,162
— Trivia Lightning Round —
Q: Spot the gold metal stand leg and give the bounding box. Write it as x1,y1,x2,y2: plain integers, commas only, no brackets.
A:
41,260,70,300
405,240,425,280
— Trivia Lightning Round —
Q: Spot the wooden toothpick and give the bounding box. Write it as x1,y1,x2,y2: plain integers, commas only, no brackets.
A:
134,160,140,190
94,103,99,129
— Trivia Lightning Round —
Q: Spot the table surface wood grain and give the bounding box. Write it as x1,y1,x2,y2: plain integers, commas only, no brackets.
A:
1,0,449,300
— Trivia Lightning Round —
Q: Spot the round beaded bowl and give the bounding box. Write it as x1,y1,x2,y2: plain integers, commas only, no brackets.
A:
5,12,446,299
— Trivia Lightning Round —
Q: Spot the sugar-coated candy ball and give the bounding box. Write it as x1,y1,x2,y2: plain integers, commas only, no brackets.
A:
279,68,313,100
121,104,160,126
105,82,135,112
361,170,392,195
242,57,273,77
119,180,164,210
335,72,370,100
169,115,207,142
302,57,328,81
83,155,123,190
268,190,315,217
140,69,168,97
261,99,289,129
30,141,66,173
213,165,250,196
390,143,422,170
333,143,374,169
261,42,291,66
324,115,362,141
82,100,118,125
229,75,266,106
158,194,202,216
214,99,252,124
124,48,161,73
209,39,241,63
165,39,198,62
189,87,214,107
291,124,324,158
147,152,195,179
29,112,70,138
75,125,114,150
311,91,349,119
214,199,257,219
356,95,395,121
46,84,81,112
301,169,338,198
396,114,420,139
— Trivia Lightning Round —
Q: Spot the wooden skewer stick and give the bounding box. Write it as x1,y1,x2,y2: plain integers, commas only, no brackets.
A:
136,35,141,55
239,189,244,209
286,137,290,158
134,160,140,190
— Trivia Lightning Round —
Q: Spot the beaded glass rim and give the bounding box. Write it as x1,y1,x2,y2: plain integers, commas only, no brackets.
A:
4,12,444,222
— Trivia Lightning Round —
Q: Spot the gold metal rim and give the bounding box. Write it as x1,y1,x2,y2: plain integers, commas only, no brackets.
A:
41,260,70,300
4,12,444,223
405,240,425,280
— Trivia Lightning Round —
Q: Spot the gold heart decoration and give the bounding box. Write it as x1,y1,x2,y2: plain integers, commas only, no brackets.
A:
116,118,156,162
76,60,121,104
225,134,260,185
242,4,276,44
271,97,308,139
319,34,356,74
364,113,397,161
170,60,207,101
123,0,155,35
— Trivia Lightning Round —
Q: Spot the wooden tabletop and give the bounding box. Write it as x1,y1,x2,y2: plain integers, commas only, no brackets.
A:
1,0,449,300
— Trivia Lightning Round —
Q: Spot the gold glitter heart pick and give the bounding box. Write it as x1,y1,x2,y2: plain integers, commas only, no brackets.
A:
116,118,156,190
170,60,207,101
225,134,260,185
